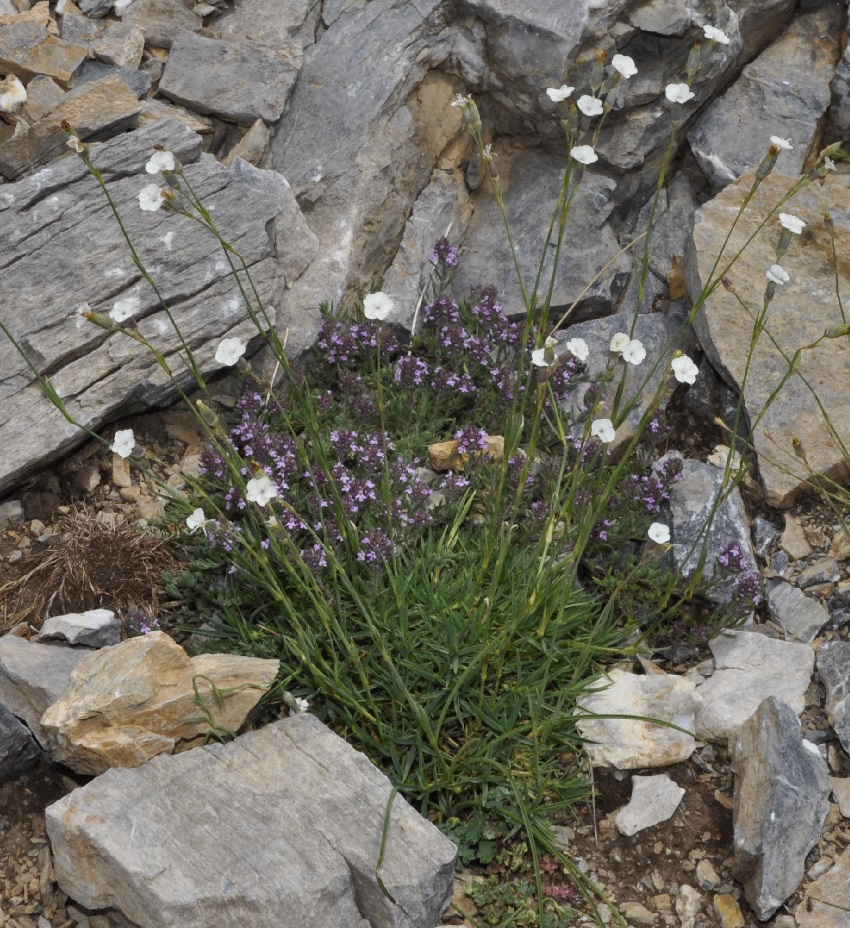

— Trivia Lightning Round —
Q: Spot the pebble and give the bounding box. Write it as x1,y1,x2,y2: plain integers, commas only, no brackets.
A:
619,901,656,925
797,558,840,589
713,893,745,928
782,514,813,560
675,885,701,928
8,549,22,563
695,858,720,890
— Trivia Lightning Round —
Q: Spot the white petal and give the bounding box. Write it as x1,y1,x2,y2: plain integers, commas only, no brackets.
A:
363,292,394,320
577,94,603,117
110,428,135,459
546,84,574,102
665,83,695,104
778,212,806,235
770,136,793,151
648,522,671,544
611,54,638,78
570,145,598,165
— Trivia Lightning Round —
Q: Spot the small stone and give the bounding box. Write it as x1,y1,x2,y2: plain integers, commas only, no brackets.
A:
781,515,813,561
696,858,720,890
120,0,201,48
0,499,23,528
119,485,141,503
829,530,850,562
795,848,850,927
73,464,102,494
675,885,701,928
830,777,850,817
222,118,270,168
93,23,144,70
817,642,850,755
797,558,840,589
28,518,45,536
765,579,830,643
36,609,121,648
713,893,745,928
112,453,132,488
752,517,779,558
620,901,656,925
615,775,685,836
0,21,88,86
7,549,22,564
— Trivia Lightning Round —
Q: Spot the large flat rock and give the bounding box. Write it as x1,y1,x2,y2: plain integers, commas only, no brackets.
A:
0,118,315,495
46,715,457,928
686,167,850,507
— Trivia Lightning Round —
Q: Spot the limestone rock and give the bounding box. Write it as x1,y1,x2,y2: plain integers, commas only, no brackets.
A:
816,641,850,756
0,75,142,180
214,0,320,47
614,774,685,836
695,630,814,744
687,167,850,508
0,117,312,496
67,59,152,99
731,696,830,921
689,5,843,191
451,149,630,320
120,0,201,48
795,848,850,928
36,608,122,648
159,31,302,126
0,700,41,785
40,631,279,775
221,118,270,168
46,715,457,928
675,885,702,928
0,635,87,748
19,74,64,123
765,578,830,643
0,21,88,86
713,893,745,928
829,777,850,818
576,668,701,769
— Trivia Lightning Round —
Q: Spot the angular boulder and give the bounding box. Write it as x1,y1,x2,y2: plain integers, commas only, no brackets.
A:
0,701,41,784
816,641,850,756
40,631,279,775
36,608,122,648
46,715,457,928
731,696,829,920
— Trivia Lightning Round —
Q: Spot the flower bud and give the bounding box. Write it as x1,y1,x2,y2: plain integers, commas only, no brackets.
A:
756,146,779,181
825,323,850,339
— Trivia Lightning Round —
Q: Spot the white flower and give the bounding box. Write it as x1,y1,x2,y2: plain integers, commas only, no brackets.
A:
75,303,91,329
215,336,247,366
145,150,176,174
546,84,574,102
609,332,631,354
671,354,699,384
111,429,135,459
577,94,604,117
294,697,310,713
363,291,394,321
591,418,616,443
703,24,730,44
622,339,646,365
824,157,836,172
531,347,550,367
186,508,212,534
110,294,138,323
66,135,85,153
450,93,469,108
139,184,166,212
246,474,278,506
611,54,638,78
779,212,806,235
770,136,793,151
0,76,27,113
766,264,790,285
647,522,671,544
665,83,695,104
570,145,598,165
566,337,589,361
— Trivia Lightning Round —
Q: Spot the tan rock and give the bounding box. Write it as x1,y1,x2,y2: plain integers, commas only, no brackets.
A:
829,776,850,817
0,75,141,180
40,631,279,775
712,893,745,928
222,118,270,168
781,514,813,561
0,21,88,86
427,435,505,471
795,848,850,927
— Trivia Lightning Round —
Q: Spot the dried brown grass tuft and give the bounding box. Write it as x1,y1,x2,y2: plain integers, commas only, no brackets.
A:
0,508,181,632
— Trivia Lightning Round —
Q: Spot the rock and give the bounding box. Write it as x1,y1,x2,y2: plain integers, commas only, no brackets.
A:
137,97,214,135
695,630,814,744
752,517,779,558
36,608,121,648
92,23,145,70
830,776,850,818
781,514,813,561
731,696,830,921
159,31,301,126
0,21,88,87
0,499,23,528
712,893,745,928
214,0,320,47
221,118,270,168
67,59,152,99
269,0,454,353
77,0,115,17
797,557,840,589
0,75,142,180
765,579,830,643
796,848,850,927
614,774,685,836
688,4,843,190
660,453,757,605
687,166,850,508
0,700,41,785
382,168,472,330
0,635,87,748
120,0,201,48
619,901,657,925
695,858,720,891
816,641,850,756
46,714,457,928
19,74,65,122
576,668,701,769
675,884,702,928
0,117,310,495
40,631,279,775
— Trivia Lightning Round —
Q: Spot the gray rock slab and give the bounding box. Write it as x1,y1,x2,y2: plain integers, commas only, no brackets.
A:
159,30,301,126
0,701,41,785
688,4,843,191
68,59,152,98
830,39,850,138
615,774,685,836
120,0,201,48
0,20,89,86
46,715,457,928
0,635,86,748
795,848,850,928
36,609,122,648
270,0,454,352
731,696,830,920
695,630,814,744
688,165,850,508
816,641,850,756
451,149,631,320
20,74,66,123
0,117,314,496
215,0,321,47
765,579,829,643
